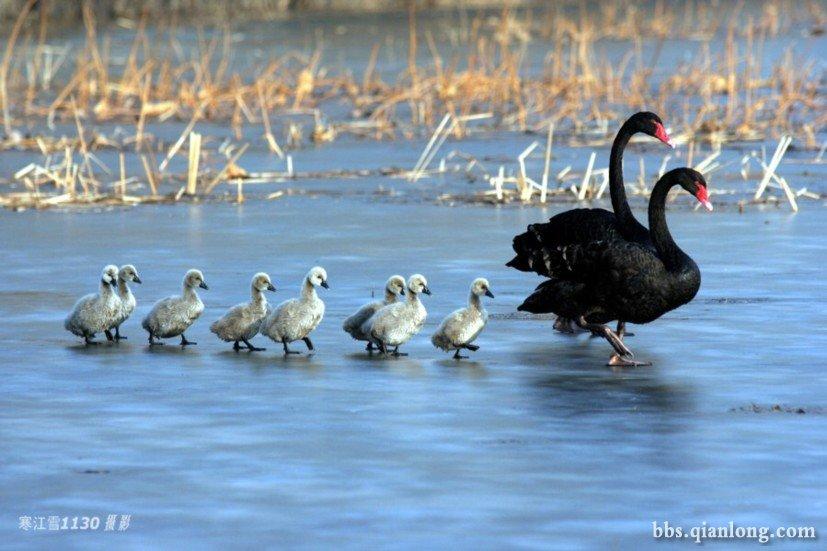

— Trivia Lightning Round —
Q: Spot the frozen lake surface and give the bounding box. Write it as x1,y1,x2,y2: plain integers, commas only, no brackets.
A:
1,196,825,548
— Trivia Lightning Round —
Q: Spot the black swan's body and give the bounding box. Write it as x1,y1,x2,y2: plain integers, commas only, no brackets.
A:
506,112,674,331
516,168,712,365
508,112,673,274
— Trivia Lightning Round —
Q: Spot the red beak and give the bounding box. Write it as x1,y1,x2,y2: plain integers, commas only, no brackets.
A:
654,123,675,149
695,183,713,211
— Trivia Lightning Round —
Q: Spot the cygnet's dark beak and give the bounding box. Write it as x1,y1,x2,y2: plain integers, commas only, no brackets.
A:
267,283,276,292
485,289,495,298
320,280,330,289
106,279,116,287
399,288,405,296
422,286,432,295
199,281,209,290
133,276,142,284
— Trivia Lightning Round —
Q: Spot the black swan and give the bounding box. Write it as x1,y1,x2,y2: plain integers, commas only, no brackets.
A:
506,112,674,334
516,168,712,366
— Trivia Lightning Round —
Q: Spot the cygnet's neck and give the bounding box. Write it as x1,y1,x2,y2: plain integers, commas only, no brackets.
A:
383,288,397,304
183,283,199,300
301,278,317,300
100,279,115,296
117,278,131,298
251,285,267,304
406,290,420,305
468,291,483,311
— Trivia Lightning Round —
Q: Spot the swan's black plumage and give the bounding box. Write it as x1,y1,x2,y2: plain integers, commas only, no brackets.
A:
506,112,673,313
516,168,710,362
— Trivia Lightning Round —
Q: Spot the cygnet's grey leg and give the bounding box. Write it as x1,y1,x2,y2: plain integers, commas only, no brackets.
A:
452,349,468,360
365,342,374,353
377,342,388,355
282,340,300,355
464,344,480,352
242,338,265,352
84,335,99,346
180,334,196,346
391,346,408,357
104,330,114,342
147,332,163,346
302,337,314,352
114,326,127,340
233,341,242,351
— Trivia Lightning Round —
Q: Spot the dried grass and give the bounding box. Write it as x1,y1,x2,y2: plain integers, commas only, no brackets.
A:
0,1,823,210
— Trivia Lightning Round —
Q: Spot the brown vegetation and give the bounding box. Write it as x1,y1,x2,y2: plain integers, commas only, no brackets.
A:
0,0,824,209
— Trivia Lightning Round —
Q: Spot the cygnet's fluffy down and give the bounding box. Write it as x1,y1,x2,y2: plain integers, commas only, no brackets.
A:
432,277,493,359
142,269,208,346
210,272,276,351
362,274,430,356
65,265,121,344
110,264,142,340
261,267,328,354
342,275,405,350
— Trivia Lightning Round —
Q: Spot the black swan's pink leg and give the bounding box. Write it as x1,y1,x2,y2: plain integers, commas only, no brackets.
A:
616,321,634,339
575,316,649,366
608,353,651,367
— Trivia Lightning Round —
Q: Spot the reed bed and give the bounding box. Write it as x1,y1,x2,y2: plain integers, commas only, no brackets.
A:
0,0,824,210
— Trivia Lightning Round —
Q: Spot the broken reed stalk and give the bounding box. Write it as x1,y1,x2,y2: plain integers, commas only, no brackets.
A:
64,146,74,197
517,141,540,201
541,122,554,203
118,151,126,198
578,152,596,200
70,97,96,191
410,113,451,181
754,135,791,200
158,100,206,172
186,132,201,195
257,83,284,159
140,155,158,195
134,71,151,152
0,0,38,136
205,143,250,193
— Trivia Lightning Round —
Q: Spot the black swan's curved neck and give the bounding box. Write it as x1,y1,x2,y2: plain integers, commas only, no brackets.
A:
648,178,689,271
610,121,649,242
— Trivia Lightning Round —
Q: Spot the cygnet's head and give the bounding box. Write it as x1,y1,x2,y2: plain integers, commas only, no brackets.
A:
407,274,430,296
386,274,406,296
102,265,119,287
184,269,208,290
252,272,276,292
119,264,142,284
471,277,494,298
307,266,329,289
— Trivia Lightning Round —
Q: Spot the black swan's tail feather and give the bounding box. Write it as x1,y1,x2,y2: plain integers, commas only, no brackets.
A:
506,209,619,278
506,226,542,272
517,279,566,314
507,224,563,277
506,254,529,271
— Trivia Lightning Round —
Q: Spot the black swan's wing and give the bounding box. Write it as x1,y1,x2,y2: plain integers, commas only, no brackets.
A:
517,239,666,321
559,238,661,286
506,208,625,278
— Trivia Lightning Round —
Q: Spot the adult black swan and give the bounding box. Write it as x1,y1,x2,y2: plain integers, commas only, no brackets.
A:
516,168,712,367
507,112,674,333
